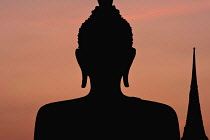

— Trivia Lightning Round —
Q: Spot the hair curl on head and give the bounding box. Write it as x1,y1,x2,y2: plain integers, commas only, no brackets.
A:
78,6,133,51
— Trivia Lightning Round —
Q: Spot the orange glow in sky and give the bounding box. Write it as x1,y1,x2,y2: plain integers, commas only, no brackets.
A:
0,0,210,139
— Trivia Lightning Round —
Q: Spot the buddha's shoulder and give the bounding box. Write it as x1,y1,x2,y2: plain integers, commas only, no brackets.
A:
128,97,177,116
37,96,87,114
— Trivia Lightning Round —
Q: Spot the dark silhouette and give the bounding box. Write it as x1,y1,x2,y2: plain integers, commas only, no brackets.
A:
34,0,180,139
182,48,208,140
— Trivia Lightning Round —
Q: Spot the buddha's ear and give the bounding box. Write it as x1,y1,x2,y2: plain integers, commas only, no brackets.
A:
123,48,136,87
75,49,88,88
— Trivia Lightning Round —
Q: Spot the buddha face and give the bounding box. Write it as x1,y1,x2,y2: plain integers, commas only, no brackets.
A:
76,48,136,88
98,0,113,7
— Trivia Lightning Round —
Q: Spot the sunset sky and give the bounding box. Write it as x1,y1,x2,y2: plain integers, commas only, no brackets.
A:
0,0,210,139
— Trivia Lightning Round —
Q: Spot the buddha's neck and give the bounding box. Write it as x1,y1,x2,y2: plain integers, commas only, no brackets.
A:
88,76,124,98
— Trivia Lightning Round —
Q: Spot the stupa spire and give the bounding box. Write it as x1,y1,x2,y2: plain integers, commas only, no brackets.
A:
182,48,208,140
191,48,198,88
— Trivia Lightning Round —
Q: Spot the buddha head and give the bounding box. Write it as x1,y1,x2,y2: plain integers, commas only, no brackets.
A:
76,0,135,88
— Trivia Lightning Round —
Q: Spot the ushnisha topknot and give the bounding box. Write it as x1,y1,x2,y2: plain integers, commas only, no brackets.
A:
78,2,133,51
98,0,113,7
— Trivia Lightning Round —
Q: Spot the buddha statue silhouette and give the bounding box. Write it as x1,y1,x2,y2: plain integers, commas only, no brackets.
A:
34,0,180,139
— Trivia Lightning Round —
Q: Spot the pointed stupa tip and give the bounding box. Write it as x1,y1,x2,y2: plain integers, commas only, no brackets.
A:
98,0,113,7
193,47,196,68
191,47,198,88
193,48,196,63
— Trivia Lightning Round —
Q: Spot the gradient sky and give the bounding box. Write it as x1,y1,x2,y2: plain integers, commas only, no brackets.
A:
1,0,210,139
